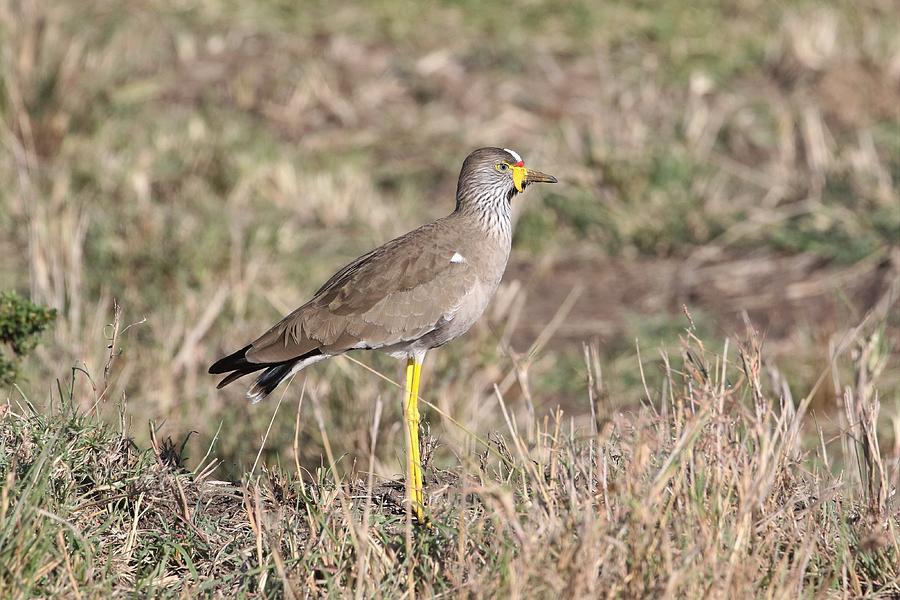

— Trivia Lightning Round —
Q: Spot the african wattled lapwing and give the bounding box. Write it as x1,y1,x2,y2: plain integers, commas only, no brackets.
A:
210,147,557,522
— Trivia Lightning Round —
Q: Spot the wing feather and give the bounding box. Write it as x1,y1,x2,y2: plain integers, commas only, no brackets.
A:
245,221,476,364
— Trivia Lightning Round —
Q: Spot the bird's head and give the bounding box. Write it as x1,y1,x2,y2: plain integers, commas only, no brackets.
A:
455,147,557,218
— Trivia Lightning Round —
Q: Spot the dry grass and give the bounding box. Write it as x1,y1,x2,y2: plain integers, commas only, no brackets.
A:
1,301,898,597
1,0,897,460
1,0,899,596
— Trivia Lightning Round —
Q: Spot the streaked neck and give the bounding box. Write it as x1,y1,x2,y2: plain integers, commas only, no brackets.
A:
455,188,513,243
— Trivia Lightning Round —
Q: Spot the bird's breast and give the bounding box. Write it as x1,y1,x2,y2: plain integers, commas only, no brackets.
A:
457,238,510,316
465,232,511,284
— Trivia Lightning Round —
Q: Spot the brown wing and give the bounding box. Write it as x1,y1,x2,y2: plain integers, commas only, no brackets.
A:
244,221,477,364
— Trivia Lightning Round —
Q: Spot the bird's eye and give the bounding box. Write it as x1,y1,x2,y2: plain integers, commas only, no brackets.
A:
495,162,509,172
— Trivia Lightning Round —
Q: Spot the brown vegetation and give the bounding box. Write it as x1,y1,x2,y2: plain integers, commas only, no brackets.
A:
1,0,898,596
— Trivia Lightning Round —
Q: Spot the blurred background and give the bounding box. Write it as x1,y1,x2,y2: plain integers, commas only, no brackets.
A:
2,0,898,478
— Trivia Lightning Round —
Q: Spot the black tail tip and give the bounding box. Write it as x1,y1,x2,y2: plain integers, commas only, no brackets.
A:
247,363,295,401
208,344,252,374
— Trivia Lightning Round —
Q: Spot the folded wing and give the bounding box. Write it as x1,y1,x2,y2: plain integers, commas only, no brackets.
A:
240,222,477,365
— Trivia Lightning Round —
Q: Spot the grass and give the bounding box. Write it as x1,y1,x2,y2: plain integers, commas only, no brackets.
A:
1,0,899,595
1,321,897,597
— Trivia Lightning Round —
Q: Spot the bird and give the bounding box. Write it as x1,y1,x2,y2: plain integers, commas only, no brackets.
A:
209,147,557,523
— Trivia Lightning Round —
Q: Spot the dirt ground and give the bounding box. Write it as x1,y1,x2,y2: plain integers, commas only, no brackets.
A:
507,249,899,359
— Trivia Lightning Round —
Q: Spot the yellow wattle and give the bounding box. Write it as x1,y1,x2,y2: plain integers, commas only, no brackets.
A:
512,165,527,192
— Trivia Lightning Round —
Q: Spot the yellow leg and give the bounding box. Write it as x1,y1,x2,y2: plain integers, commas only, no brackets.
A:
403,357,425,523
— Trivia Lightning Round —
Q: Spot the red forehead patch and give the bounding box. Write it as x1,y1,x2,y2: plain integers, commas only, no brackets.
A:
514,160,525,167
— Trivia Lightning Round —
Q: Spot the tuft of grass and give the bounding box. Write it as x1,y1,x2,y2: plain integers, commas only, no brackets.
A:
0,293,56,386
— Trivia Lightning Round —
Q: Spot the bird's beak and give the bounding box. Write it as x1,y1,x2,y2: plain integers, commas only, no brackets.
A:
512,165,558,193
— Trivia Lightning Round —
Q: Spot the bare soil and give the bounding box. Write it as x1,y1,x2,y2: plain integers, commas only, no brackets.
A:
507,250,899,356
